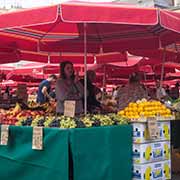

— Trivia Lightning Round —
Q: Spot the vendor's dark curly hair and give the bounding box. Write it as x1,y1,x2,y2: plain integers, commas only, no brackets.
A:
60,61,75,80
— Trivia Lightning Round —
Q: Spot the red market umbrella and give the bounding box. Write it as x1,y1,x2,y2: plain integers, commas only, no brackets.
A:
0,48,127,64
130,48,180,63
166,71,180,79
153,62,180,75
18,50,127,64
0,2,179,53
0,65,14,73
12,62,60,75
0,1,180,113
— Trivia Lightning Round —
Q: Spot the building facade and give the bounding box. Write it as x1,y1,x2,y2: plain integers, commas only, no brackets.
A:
113,0,176,8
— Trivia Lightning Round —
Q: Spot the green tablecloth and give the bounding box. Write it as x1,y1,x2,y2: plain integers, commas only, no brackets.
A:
0,125,132,180
70,125,132,180
0,126,69,180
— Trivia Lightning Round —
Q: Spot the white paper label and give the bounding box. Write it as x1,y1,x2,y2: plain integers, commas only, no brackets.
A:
1,125,9,145
32,127,43,150
64,100,76,117
147,118,159,139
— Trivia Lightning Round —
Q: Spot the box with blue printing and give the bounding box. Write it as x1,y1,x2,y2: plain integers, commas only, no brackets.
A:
132,121,170,144
133,141,171,164
133,160,171,180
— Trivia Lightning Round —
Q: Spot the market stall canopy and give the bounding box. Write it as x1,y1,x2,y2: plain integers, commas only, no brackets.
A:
130,48,180,63
144,79,179,87
0,47,19,64
0,64,14,73
0,1,179,55
166,72,180,79
0,48,127,64
9,62,60,75
5,62,91,80
17,50,127,64
88,57,150,79
154,62,180,75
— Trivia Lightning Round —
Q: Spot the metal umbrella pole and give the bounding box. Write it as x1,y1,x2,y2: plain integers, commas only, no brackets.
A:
48,53,50,64
102,65,106,101
160,47,166,88
84,23,87,115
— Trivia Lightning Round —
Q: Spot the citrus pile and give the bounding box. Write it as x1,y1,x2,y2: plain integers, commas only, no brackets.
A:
118,99,172,119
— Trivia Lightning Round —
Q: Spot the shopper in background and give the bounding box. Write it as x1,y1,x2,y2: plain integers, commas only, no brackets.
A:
80,70,101,113
170,82,179,100
112,86,119,100
156,81,167,101
165,85,170,96
117,73,148,110
56,61,84,115
37,74,57,104
5,86,10,96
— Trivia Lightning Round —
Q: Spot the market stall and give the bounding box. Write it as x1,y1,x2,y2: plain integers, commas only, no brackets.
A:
0,1,179,180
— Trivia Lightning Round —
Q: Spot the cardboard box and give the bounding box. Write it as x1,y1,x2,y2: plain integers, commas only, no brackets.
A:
133,160,171,180
132,121,170,144
133,141,171,164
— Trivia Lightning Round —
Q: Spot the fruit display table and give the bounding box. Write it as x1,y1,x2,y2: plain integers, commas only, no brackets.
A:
0,125,132,180
70,125,132,180
0,126,69,180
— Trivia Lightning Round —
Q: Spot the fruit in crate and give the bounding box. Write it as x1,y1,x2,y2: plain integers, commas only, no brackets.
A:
15,111,44,126
118,99,172,119
109,113,129,125
60,117,77,129
8,103,21,116
28,101,39,108
45,102,56,114
91,114,114,126
80,116,94,127
14,113,129,128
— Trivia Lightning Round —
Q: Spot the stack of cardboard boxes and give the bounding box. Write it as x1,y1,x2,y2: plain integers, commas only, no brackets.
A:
132,120,171,180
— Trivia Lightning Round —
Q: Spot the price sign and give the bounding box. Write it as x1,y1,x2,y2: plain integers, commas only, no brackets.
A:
32,127,43,150
1,125,9,145
147,117,159,139
64,100,76,117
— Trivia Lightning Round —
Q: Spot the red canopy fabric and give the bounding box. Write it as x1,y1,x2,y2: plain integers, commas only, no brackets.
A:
88,57,146,79
0,1,179,57
61,1,158,24
153,62,180,75
18,50,127,64
130,49,180,63
0,65,14,72
0,80,39,88
0,48,127,64
166,72,180,78
6,62,85,80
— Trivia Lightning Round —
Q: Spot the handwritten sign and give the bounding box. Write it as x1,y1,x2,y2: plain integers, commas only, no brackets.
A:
1,125,9,145
32,127,43,150
64,100,76,117
147,117,159,139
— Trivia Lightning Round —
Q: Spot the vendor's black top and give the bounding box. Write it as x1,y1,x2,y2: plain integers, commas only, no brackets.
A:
80,79,101,112
37,80,50,104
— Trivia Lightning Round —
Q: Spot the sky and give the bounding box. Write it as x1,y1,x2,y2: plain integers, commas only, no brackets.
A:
0,0,114,8
0,0,176,9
